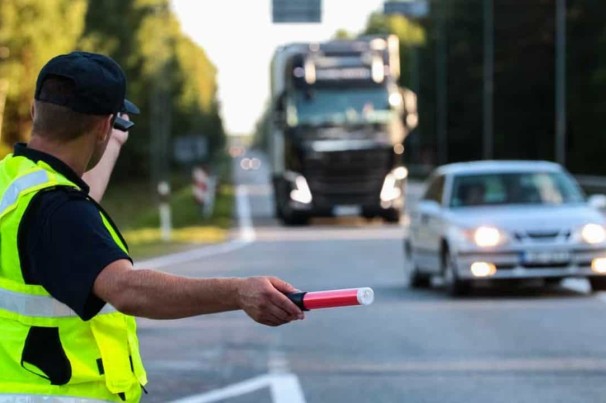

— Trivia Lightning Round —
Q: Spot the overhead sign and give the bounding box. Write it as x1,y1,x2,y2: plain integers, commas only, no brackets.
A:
173,135,208,164
383,0,429,18
272,0,322,23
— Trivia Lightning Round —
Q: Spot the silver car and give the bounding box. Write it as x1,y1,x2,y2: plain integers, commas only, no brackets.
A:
405,160,606,295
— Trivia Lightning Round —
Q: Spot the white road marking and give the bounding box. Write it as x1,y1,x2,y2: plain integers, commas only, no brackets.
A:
269,374,306,403
138,183,305,402
167,372,305,403
135,185,256,269
168,375,273,403
268,351,306,403
167,353,306,403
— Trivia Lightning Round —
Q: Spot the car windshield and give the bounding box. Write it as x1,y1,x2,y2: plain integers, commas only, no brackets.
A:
449,171,585,207
292,87,394,126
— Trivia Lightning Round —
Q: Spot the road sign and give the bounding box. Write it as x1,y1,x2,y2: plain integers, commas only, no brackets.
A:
173,135,208,164
383,0,429,18
272,0,322,23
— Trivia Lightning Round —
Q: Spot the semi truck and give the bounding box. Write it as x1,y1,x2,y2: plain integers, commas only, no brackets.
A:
269,35,417,225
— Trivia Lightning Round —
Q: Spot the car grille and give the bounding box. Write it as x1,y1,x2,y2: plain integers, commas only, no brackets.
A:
513,229,571,242
304,149,391,206
522,262,570,269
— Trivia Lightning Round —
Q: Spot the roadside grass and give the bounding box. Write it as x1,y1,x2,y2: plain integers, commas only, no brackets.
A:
101,166,234,261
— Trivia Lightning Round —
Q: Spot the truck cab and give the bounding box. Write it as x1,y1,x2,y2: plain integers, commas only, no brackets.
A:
270,35,416,225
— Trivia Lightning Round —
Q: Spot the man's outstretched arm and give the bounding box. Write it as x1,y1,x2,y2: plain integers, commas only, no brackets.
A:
93,259,305,326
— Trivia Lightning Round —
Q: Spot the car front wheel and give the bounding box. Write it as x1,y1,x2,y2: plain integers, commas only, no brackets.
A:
409,266,431,288
404,241,431,288
443,249,471,296
589,276,606,292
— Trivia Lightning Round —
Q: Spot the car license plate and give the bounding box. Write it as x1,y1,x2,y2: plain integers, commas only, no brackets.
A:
333,205,361,216
523,250,570,264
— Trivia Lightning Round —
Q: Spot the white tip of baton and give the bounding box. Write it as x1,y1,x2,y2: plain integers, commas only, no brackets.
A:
356,287,374,305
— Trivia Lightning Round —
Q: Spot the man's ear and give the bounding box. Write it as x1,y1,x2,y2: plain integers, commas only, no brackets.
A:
98,114,114,142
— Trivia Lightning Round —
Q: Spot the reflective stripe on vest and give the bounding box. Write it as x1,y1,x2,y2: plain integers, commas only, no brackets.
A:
0,287,117,318
0,170,49,216
0,394,114,402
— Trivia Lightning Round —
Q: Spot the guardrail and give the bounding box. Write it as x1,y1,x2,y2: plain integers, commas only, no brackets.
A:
406,164,606,195
575,175,606,194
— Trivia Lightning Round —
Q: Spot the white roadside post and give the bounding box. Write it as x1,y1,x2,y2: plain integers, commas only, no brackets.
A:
192,166,217,218
203,175,217,218
192,166,208,215
157,181,172,242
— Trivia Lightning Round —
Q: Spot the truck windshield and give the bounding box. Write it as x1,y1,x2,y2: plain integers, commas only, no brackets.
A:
292,87,394,126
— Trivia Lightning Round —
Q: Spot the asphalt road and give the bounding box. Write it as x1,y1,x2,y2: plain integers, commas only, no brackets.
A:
136,151,606,403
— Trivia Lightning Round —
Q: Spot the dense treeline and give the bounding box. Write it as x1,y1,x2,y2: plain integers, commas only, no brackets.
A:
0,0,225,182
374,0,606,175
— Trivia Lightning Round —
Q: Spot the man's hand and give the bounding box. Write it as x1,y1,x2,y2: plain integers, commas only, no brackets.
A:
236,276,305,326
110,113,130,146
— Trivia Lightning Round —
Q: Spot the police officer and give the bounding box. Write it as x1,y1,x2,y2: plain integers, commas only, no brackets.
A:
0,51,304,402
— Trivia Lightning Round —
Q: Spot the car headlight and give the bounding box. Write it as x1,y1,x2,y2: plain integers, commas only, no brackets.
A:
449,226,508,248
472,226,507,247
581,223,606,244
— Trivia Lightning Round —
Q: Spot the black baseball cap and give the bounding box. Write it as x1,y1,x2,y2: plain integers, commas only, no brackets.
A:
35,51,139,130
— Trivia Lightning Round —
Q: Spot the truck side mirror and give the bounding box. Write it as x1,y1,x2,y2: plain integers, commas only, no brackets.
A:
400,87,419,131
272,112,285,128
273,92,287,127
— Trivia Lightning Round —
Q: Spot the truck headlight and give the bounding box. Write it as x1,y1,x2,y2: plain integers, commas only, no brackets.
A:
581,223,606,244
380,167,408,202
285,171,312,204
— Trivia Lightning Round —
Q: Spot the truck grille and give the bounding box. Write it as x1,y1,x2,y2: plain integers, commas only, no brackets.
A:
303,149,391,206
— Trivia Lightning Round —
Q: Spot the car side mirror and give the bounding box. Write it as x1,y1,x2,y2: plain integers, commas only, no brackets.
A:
419,199,441,215
588,194,606,210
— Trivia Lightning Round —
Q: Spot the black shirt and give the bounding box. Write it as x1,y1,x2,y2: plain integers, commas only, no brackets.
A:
14,143,130,321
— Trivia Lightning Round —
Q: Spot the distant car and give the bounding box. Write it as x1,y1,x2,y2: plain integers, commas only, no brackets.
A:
405,160,606,296
240,157,261,171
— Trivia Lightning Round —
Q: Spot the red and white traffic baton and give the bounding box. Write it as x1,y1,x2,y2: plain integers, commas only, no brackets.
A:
287,287,374,311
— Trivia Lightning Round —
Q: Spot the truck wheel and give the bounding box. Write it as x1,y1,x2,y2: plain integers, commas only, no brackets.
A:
382,208,401,224
361,210,375,221
274,201,283,219
281,210,309,226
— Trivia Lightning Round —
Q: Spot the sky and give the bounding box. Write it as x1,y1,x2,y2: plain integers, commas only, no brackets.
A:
169,0,385,135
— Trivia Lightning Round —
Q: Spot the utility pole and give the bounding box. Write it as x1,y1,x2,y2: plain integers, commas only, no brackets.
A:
436,0,448,165
555,0,566,165
149,5,172,188
483,0,494,160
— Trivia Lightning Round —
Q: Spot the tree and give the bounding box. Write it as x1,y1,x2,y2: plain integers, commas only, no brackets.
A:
80,0,226,181
0,0,87,148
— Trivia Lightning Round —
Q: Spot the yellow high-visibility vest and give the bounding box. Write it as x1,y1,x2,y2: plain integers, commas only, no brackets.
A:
0,154,147,402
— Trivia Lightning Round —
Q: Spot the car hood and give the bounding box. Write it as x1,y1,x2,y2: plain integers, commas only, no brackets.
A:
446,204,605,230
